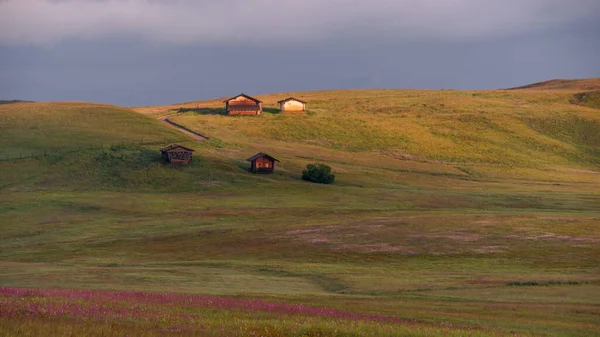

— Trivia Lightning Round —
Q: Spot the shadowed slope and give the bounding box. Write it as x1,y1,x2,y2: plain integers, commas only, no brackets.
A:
0,102,184,159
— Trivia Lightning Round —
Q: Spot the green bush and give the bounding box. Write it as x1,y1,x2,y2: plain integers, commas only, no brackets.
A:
302,163,335,184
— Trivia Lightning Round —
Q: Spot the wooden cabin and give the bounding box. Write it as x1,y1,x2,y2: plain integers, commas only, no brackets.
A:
247,152,279,173
277,97,306,112
160,144,195,164
224,94,263,116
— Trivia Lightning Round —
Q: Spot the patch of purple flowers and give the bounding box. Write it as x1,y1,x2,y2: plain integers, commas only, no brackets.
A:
0,286,409,331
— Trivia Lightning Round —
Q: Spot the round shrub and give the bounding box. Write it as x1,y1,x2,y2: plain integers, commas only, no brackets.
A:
302,163,335,184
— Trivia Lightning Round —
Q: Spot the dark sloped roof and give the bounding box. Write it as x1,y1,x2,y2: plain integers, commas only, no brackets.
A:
228,105,261,111
277,97,307,104
247,152,280,162
160,144,195,152
223,93,263,104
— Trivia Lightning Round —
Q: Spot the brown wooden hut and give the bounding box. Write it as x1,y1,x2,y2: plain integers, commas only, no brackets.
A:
224,93,263,116
247,152,279,173
277,97,306,112
160,144,195,164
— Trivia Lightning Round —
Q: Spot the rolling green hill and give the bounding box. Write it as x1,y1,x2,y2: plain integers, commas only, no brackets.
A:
0,102,184,159
1,86,600,336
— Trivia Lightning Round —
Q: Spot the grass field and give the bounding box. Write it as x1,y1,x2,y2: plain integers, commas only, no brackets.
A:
1,82,600,336
0,102,184,159
163,88,600,168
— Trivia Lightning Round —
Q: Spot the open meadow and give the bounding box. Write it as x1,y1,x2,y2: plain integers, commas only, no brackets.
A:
1,82,600,336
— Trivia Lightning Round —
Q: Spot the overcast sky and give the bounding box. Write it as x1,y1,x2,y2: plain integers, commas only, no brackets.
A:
1,0,599,106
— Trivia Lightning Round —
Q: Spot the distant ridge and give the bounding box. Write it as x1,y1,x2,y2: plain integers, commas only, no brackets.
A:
507,78,600,91
0,100,34,105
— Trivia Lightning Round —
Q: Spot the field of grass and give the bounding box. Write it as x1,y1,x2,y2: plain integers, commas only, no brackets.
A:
1,287,503,337
0,102,184,159
1,85,600,336
165,89,600,168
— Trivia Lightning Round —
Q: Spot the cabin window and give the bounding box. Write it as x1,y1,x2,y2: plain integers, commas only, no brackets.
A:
265,163,270,168
257,162,262,168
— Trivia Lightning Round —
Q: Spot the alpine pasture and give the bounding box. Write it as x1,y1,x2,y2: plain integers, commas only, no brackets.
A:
1,81,600,336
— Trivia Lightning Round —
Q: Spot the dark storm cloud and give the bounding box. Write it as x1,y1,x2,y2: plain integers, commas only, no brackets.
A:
1,0,600,45
2,29,599,106
0,0,599,105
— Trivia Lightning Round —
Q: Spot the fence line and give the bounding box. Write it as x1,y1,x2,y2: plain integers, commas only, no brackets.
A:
0,138,189,162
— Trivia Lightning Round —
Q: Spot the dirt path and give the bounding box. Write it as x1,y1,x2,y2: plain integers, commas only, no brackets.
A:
158,115,208,142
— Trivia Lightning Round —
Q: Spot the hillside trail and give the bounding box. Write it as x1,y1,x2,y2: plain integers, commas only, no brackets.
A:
158,115,208,142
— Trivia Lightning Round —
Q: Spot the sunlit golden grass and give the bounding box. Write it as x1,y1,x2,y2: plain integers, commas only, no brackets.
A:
167,89,600,168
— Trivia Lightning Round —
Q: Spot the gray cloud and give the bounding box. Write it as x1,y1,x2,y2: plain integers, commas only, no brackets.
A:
3,29,599,105
1,0,599,45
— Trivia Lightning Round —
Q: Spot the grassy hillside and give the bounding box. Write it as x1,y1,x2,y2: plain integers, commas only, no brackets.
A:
0,102,184,159
507,78,600,91
2,90,600,336
572,90,600,109
164,89,600,168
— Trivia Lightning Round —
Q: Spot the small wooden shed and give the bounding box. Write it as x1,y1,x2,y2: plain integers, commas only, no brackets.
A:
160,144,195,164
277,97,306,112
247,152,279,173
224,93,263,116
